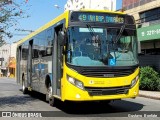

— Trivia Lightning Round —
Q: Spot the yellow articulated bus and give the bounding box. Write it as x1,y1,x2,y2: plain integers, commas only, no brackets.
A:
16,10,139,106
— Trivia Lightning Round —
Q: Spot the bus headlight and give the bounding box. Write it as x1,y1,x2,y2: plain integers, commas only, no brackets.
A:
131,75,139,88
67,75,84,90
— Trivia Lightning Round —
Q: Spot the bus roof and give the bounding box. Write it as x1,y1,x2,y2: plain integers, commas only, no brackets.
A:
73,9,125,15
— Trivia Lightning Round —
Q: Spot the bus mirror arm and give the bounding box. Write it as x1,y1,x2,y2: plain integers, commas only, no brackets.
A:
58,31,65,46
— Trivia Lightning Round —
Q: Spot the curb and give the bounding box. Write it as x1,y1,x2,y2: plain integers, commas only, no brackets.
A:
139,94,160,100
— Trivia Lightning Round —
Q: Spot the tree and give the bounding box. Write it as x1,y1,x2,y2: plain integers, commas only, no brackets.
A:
0,0,29,45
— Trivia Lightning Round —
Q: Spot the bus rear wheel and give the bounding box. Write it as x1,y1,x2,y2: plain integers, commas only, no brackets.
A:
22,76,28,94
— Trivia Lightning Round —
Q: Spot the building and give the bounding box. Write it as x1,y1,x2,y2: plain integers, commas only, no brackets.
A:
10,42,17,58
0,42,17,77
0,43,11,77
8,42,17,77
64,0,116,11
123,0,160,71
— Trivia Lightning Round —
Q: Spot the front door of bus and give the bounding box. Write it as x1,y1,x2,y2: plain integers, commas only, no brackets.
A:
53,24,64,97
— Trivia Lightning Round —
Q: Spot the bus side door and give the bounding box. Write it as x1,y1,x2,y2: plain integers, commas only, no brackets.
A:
31,39,40,91
53,23,64,97
27,40,33,88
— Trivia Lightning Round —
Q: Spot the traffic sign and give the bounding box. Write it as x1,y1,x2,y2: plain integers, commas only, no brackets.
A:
109,58,116,66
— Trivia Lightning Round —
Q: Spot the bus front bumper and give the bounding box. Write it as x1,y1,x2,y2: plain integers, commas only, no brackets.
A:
63,80,139,101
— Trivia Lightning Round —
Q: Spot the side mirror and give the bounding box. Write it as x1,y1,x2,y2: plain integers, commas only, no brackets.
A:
58,31,65,46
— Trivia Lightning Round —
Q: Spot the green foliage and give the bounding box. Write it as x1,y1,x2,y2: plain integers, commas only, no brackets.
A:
140,66,160,91
0,0,29,40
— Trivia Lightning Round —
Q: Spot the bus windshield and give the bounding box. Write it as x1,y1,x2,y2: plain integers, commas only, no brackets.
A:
66,26,138,67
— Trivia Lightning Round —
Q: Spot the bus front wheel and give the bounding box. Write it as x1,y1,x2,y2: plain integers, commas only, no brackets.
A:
49,97,55,107
47,85,56,106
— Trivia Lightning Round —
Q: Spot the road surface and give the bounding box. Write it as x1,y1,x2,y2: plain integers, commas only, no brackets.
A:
0,78,159,120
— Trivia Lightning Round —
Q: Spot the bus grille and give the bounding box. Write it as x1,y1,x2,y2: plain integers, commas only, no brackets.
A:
85,86,130,96
80,68,136,78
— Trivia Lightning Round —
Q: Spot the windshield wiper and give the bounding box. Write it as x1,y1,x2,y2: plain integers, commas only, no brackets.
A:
86,23,95,37
114,24,125,43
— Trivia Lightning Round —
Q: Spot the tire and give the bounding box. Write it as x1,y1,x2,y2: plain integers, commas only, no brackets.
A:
49,97,56,107
22,76,28,94
47,84,56,106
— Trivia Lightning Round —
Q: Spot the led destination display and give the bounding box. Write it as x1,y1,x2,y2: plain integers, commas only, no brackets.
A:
71,12,125,23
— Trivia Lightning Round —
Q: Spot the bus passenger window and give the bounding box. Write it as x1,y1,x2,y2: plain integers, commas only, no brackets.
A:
33,42,39,58
22,45,28,60
39,45,46,57
33,48,39,58
46,40,53,55
46,28,54,56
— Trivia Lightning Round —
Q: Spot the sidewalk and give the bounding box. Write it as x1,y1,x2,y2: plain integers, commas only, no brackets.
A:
139,90,160,100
